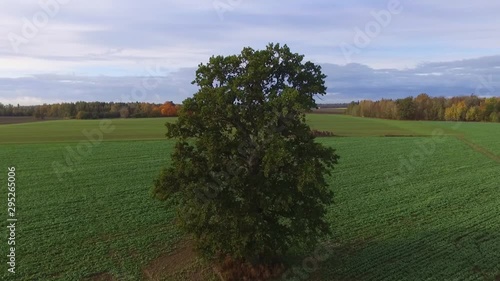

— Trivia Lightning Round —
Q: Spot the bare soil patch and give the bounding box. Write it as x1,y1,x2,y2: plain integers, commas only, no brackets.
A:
142,240,213,281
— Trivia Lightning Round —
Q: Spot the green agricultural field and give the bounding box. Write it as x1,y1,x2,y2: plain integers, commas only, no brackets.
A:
0,115,499,280
0,118,177,144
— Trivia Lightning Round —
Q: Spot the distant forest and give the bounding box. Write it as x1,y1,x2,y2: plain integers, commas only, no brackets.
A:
316,103,350,108
346,94,500,122
2,95,500,122
0,101,180,119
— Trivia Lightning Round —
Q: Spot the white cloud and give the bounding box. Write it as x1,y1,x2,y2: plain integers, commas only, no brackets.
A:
0,96,55,106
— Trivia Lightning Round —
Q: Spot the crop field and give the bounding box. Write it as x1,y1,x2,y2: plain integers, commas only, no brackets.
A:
0,118,176,144
0,116,60,125
310,108,347,114
0,115,499,280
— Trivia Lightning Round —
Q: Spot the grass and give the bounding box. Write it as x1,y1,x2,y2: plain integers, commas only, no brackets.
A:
317,137,500,280
0,116,53,125
0,115,499,280
3,115,500,146
306,114,458,136
0,140,183,280
311,108,347,114
0,118,176,144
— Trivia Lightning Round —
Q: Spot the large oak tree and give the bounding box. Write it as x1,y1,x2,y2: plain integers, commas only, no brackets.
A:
153,43,339,267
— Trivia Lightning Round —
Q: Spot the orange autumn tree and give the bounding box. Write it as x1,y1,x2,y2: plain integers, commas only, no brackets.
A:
159,101,179,117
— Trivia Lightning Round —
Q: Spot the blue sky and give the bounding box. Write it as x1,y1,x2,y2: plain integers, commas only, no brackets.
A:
0,0,499,105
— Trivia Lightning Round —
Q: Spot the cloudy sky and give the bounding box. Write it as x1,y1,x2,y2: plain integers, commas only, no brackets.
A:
0,0,499,105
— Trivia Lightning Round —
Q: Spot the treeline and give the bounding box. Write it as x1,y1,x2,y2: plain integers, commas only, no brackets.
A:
346,94,500,122
317,103,350,108
0,101,180,119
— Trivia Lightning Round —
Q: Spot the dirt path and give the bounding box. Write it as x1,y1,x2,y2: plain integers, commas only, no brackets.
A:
142,240,216,281
456,136,500,163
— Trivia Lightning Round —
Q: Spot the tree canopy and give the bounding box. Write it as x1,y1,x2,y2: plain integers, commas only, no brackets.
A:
152,43,339,276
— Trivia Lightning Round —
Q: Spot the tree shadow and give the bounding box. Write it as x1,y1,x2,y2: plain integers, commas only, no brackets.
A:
292,228,500,281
